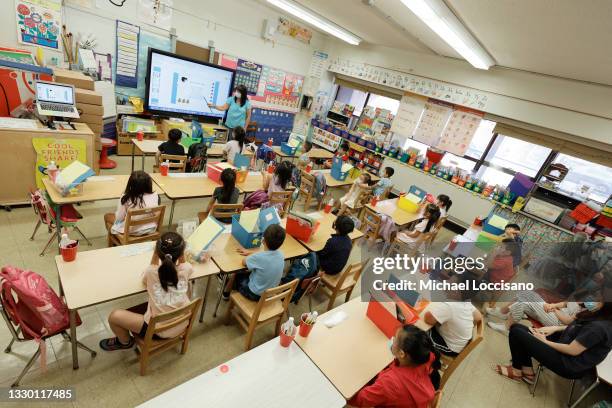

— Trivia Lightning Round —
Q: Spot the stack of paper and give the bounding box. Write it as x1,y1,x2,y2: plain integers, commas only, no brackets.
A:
187,216,225,254
341,163,353,173
54,161,95,195
288,210,318,228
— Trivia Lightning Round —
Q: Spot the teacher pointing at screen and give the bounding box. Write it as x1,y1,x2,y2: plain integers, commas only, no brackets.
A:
209,84,251,140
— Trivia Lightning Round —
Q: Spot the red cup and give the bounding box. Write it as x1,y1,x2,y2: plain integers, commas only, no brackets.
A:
298,314,315,337
305,163,312,173
160,164,169,176
474,217,483,226
137,131,144,141
60,241,78,262
279,331,295,347
370,196,378,206
267,164,276,174
324,203,332,213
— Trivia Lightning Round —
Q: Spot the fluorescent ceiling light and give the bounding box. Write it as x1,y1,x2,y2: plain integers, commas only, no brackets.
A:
400,0,494,69
266,0,362,45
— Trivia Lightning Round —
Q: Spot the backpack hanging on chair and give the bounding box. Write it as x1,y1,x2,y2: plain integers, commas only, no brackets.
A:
187,142,208,173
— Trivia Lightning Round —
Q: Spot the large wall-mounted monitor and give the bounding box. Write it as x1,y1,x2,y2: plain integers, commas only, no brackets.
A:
145,49,235,120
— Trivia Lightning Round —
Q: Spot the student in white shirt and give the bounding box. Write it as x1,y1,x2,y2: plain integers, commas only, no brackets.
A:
424,275,482,355
396,204,440,251
224,126,246,164
436,194,452,218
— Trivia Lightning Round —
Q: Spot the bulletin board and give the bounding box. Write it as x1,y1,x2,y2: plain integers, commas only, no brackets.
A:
219,53,304,113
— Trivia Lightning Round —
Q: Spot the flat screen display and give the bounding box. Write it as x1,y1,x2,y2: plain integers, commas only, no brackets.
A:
145,49,234,119
36,82,74,104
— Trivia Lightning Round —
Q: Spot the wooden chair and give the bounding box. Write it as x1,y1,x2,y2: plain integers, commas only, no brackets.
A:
198,203,244,224
268,190,294,217
296,171,323,211
107,205,165,247
295,272,323,312
361,207,383,242
386,231,433,257
430,391,443,408
225,279,298,350
320,261,367,311
426,216,447,246
438,318,484,390
345,189,372,220
154,154,188,173
132,297,202,376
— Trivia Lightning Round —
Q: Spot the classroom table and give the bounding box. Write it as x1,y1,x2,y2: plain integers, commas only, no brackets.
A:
208,228,308,317
207,143,225,157
294,298,430,399
272,146,298,162
43,175,164,251
289,210,364,252
307,148,335,160
365,198,422,227
131,139,162,172
238,171,266,194
136,338,345,408
55,242,220,369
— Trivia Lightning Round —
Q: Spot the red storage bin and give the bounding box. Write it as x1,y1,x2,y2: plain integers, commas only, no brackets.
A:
286,216,320,242
596,214,612,229
569,203,598,224
426,148,444,165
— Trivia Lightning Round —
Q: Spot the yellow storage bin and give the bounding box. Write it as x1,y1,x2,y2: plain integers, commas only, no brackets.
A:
398,195,420,213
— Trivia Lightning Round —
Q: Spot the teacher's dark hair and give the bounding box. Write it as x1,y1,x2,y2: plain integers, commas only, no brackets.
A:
234,84,248,107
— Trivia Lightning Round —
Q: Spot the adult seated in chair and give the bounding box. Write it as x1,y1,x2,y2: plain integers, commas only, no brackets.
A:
493,302,612,385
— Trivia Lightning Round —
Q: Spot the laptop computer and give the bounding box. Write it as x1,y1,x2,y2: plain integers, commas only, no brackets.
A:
35,81,80,119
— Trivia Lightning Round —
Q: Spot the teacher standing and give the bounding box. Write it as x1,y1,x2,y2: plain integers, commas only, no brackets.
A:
209,84,251,141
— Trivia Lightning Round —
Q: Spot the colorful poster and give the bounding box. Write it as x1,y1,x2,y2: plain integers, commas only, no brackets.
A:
277,17,312,44
235,59,263,95
282,74,303,97
437,108,483,156
265,68,285,94
413,101,453,147
32,138,87,189
390,93,427,137
15,0,62,50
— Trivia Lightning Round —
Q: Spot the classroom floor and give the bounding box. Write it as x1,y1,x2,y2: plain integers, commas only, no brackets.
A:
0,155,607,408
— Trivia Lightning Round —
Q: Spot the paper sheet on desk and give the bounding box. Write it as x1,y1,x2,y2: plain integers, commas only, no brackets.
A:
87,176,115,182
169,173,207,178
405,193,421,203
120,242,155,257
323,311,348,328
239,209,260,232
187,217,225,251
0,118,37,129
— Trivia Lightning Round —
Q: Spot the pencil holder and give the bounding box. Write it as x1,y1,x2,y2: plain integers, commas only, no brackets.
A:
298,314,315,337
60,241,79,262
279,331,295,347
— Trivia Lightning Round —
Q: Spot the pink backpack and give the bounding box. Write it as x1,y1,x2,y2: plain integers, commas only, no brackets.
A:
243,189,270,210
0,266,79,369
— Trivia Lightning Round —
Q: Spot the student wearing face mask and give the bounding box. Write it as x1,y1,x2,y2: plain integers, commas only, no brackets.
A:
208,84,251,140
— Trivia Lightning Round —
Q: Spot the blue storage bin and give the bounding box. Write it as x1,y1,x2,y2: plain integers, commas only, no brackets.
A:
202,136,215,147
482,214,508,236
281,142,299,155
233,153,250,169
230,208,282,249
408,185,427,201
331,156,350,181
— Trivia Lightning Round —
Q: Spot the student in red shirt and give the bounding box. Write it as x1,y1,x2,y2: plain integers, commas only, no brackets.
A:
487,238,519,284
348,325,441,408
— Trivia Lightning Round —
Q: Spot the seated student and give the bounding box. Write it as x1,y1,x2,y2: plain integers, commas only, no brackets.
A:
486,291,583,336
318,215,354,275
372,166,394,198
436,194,452,218
205,168,240,223
396,204,440,251
504,223,523,267
486,238,519,283
298,141,313,164
348,325,440,408
223,224,286,301
104,171,159,236
157,128,185,161
224,126,246,164
424,275,482,356
324,142,349,168
494,302,611,385
99,232,192,350
262,160,293,196
333,172,371,217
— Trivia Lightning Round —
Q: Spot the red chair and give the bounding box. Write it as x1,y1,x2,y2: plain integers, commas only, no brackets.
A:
99,137,117,169
29,189,91,256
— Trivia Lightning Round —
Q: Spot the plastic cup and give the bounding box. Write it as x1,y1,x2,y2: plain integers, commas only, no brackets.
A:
370,196,378,207
60,241,78,262
305,163,312,173
279,331,295,347
298,314,315,337
160,163,169,176
324,203,332,213
137,131,144,141
449,238,458,251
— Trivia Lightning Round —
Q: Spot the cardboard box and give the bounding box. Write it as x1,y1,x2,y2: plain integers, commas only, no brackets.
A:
75,88,102,105
53,68,95,90
74,113,103,126
77,103,104,116
87,123,103,136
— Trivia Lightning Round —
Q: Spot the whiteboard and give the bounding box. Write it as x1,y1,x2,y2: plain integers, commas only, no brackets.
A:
382,158,495,227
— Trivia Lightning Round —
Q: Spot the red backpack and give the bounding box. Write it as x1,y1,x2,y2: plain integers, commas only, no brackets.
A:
0,266,80,369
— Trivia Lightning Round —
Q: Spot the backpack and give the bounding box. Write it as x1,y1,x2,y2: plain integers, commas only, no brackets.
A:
0,266,80,370
256,144,276,165
187,142,208,173
313,172,327,200
243,190,270,210
280,252,319,303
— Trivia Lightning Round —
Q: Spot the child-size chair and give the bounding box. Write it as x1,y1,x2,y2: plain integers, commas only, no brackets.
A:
224,279,298,350
198,203,244,224
29,189,91,256
107,205,166,247
320,261,367,311
268,190,294,217
438,318,484,390
154,154,188,172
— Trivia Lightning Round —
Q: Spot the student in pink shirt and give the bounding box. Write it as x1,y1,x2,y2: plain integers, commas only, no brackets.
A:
99,232,194,351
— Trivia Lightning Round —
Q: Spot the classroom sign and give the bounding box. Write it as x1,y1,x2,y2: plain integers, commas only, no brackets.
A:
32,138,87,189
15,0,62,50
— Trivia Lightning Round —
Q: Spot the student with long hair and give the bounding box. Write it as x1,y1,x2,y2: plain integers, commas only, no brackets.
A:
205,168,240,223
262,160,293,195
436,194,452,218
349,325,441,408
209,84,251,140
100,232,193,350
224,126,246,164
104,171,159,236
494,302,612,385
396,204,441,251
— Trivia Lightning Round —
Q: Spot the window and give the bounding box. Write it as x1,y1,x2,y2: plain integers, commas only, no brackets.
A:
335,86,368,116
553,154,612,203
464,119,496,159
366,94,401,115
484,135,551,177
476,165,515,187
440,153,476,172
402,137,429,154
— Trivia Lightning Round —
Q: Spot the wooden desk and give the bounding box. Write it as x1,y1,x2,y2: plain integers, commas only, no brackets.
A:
307,148,334,160
295,298,429,399
43,175,163,249
56,242,219,369
131,139,162,171
207,143,225,157
272,146,298,162
137,339,345,408
366,198,422,227
238,172,265,194
290,211,363,252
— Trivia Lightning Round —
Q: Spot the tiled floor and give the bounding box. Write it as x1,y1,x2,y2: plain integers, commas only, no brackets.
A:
0,156,606,407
